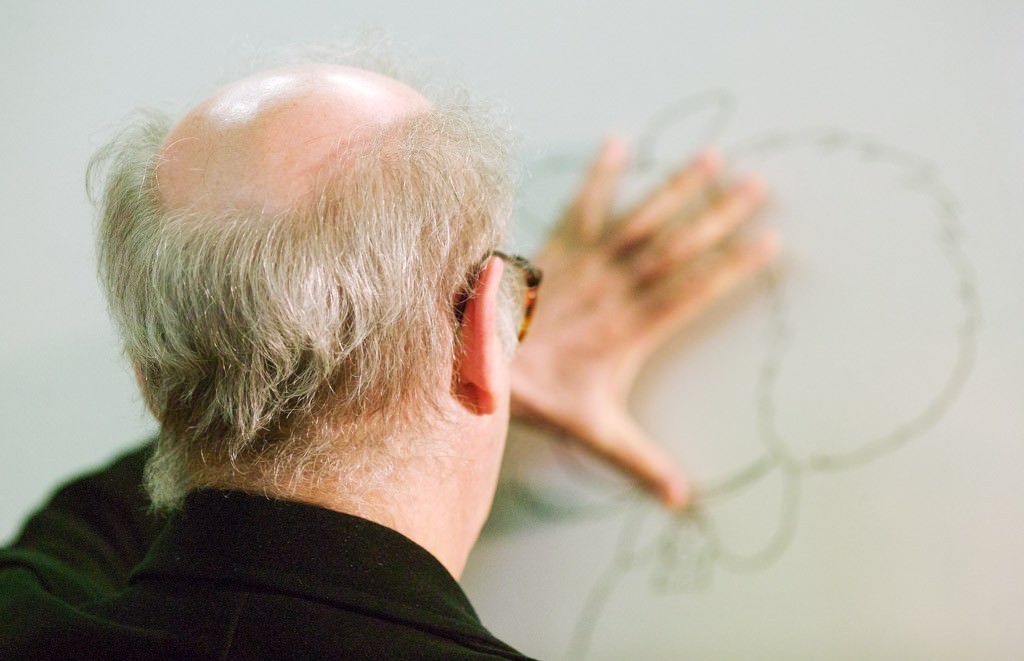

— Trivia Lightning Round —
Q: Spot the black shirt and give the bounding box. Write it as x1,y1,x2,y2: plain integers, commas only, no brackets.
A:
0,446,532,659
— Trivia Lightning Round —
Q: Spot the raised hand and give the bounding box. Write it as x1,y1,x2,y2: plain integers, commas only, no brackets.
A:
510,137,778,508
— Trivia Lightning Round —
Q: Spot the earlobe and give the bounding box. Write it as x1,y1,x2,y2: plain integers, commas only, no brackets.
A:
453,257,506,415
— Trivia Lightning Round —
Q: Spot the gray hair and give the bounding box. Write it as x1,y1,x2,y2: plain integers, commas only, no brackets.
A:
89,86,519,510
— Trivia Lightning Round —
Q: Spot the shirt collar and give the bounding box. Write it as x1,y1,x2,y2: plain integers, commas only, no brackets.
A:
131,489,483,631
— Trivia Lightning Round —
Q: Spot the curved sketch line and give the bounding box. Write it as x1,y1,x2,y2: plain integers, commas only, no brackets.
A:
632,89,736,170
704,465,801,574
725,129,983,474
566,505,660,660
501,91,982,659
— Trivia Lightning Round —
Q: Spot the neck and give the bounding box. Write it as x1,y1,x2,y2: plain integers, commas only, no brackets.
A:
255,423,504,580
365,457,489,579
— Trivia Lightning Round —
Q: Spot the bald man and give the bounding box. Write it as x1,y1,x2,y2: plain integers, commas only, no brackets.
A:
0,62,774,659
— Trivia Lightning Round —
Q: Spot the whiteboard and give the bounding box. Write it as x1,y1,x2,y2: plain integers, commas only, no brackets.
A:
2,2,1022,658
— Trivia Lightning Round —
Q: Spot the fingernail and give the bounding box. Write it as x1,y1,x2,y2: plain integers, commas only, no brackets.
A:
740,175,764,197
696,149,722,173
663,478,691,510
758,230,781,256
604,135,630,160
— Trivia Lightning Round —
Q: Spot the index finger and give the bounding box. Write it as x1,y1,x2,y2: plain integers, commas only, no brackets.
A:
566,137,630,242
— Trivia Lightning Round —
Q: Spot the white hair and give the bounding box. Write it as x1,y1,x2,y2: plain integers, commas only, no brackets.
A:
89,76,520,510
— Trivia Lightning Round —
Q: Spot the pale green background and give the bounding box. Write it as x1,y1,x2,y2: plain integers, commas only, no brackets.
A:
2,1,1022,658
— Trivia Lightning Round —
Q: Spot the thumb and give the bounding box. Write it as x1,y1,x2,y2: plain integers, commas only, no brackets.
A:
580,411,690,509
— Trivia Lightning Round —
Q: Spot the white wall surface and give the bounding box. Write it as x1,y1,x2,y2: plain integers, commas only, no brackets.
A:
2,1,1022,658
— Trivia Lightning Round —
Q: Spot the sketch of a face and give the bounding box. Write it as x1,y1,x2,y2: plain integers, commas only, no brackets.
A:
485,91,980,659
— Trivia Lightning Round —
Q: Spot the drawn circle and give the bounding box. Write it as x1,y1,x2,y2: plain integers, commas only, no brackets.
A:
727,131,979,470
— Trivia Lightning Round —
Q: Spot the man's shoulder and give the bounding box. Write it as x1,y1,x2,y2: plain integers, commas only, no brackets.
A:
133,489,534,659
0,489,534,660
0,548,196,661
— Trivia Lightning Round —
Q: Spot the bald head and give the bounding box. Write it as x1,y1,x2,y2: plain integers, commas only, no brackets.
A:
93,59,515,509
157,64,432,212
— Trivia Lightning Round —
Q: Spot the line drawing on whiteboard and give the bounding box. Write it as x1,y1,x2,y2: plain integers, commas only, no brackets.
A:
499,90,982,660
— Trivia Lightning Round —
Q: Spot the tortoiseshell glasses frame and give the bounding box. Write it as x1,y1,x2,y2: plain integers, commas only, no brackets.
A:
491,251,543,342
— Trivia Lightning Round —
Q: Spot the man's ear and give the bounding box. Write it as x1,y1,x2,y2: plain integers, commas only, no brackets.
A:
454,257,505,415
